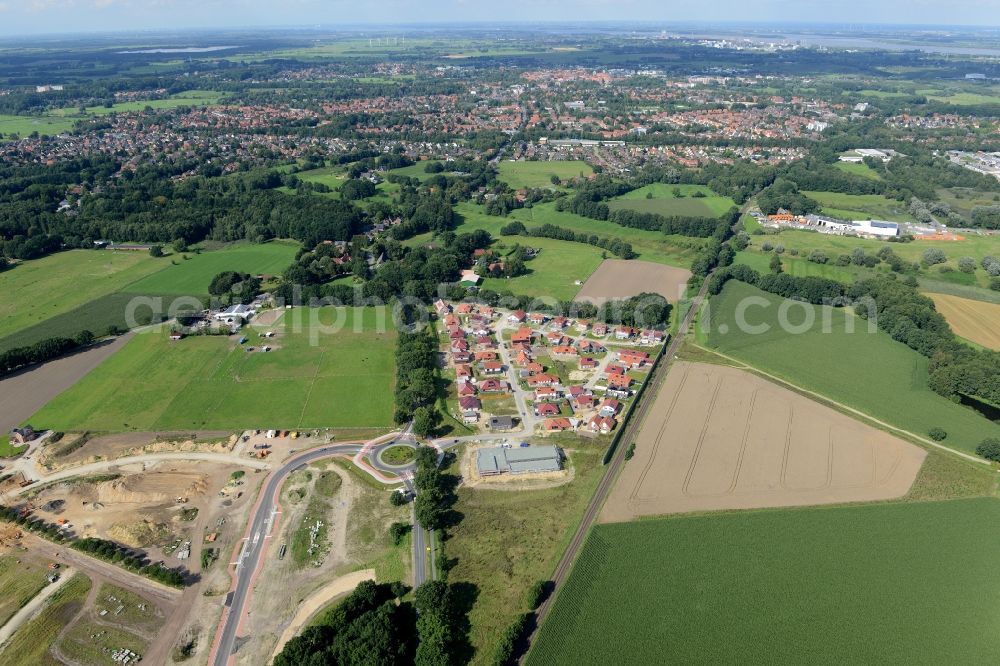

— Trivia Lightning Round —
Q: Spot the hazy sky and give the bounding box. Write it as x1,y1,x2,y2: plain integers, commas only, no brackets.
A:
1,0,1000,37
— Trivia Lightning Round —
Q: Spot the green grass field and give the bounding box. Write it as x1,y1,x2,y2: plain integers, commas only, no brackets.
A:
0,91,222,139
497,160,594,189
834,161,882,180
741,227,1000,288
440,201,704,268
292,166,347,192
481,236,606,301
733,249,868,283
0,250,166,343
0,556,52,627
0,114,76,137
29,307,396,432
123,241,299,295
0,573,91,666
529,498,1000,665
704,280,1000,454
609,184,736,218
804,190,916,223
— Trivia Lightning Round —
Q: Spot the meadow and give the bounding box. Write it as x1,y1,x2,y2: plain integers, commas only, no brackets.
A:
0,250,166,344
0,556,51,627
481,236,607,301
122,240,299,295
445,439,606,665
704,280,1000,454
28,307,397,432
741,227,1000,288
0,574,91,666
609,183,736,218
0,91,222,139
529,498,1000,665
496,160,594,189
803,190,917,223
443,201,705,268
833,161,882,180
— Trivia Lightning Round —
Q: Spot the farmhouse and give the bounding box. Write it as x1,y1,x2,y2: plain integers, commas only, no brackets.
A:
9,426,37,445
476,445,562,476
214,303,256,323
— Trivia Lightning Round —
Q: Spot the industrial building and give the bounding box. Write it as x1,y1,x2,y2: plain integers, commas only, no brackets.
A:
476,445,562,477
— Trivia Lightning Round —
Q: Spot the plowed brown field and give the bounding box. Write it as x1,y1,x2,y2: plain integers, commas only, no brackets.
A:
574,259,691,304
601,361,925,521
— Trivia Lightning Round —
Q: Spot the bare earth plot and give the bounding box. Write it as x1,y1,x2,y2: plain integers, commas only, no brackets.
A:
601,361,926,522
928,293,1000,351
574,259,691,304
0,334,132,435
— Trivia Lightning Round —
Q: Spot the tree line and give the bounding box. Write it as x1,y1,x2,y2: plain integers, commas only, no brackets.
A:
499,220,635,259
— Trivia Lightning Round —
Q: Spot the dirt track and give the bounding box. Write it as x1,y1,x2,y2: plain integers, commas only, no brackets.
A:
0,334,131,434
601,361,926,521
574,259,691,304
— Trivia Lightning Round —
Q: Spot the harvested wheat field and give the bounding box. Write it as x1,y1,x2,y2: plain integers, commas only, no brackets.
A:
601,361,926,522
574,259,691,304
928,293,1000,351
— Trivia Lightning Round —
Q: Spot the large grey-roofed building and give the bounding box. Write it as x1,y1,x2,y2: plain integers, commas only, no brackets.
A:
476,445,562,476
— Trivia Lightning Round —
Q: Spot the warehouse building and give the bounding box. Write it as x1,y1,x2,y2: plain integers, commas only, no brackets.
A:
476,445,562,477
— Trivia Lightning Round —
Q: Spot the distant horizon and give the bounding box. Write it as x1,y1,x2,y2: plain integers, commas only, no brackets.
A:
2,1,1000,40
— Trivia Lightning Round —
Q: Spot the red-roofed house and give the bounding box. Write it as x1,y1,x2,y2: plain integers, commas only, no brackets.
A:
535,402,561,417
546,418,573,432
589,415,617,434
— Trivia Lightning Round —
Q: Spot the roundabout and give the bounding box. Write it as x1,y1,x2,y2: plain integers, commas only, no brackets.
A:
377,442,418,467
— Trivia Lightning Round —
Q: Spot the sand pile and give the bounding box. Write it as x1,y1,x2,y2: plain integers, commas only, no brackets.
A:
96,472,208,506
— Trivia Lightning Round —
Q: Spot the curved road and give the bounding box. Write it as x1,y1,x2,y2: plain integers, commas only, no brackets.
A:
209,436,421,666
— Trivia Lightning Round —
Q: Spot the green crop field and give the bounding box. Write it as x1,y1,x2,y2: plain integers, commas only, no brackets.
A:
123,240,299,296
704,280,1000,453
0,250,166,343
481,236,607,301
497,160,594,189
609,184,736,218
29,307,396,432
804,190,916,223
529,498,1000,666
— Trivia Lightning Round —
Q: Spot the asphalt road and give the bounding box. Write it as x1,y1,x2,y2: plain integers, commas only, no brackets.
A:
209,430,432,666
208,443,363,666
523,272,714,658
